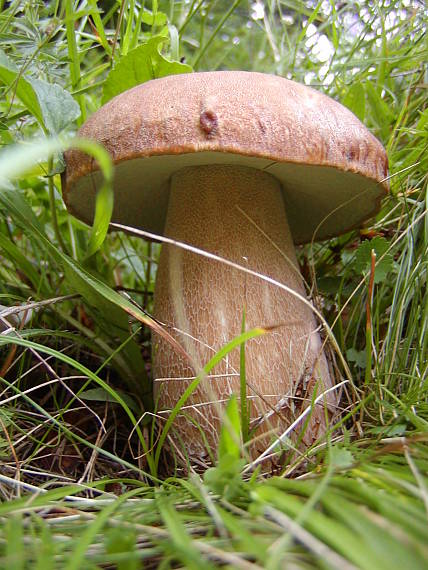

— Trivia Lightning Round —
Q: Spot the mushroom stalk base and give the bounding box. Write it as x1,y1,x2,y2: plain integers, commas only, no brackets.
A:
153,165,335,469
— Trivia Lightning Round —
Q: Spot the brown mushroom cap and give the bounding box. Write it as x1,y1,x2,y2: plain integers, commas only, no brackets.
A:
62,71,388,243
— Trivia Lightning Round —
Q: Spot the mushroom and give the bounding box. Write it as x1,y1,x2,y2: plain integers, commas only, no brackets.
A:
63,71,388,467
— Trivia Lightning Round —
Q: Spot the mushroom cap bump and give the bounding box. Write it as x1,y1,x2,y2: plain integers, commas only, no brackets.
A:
62,71,388,244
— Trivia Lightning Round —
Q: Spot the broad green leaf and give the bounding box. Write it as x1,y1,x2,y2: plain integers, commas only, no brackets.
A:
365,81,394,122
29,78,80,134
204,454,245,500
0,48,43,124
0,49,80,134
102,36,192,104
354,237,394,284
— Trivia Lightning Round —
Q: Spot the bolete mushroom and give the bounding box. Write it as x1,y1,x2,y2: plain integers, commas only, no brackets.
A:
63,71,388,468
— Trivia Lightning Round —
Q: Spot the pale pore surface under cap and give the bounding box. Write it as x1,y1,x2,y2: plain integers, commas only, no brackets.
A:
153,165,335,464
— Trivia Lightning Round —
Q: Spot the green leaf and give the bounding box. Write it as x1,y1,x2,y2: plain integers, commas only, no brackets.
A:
353,237,394,284
67,138,113,257
317,276,344,295
0,48,43,124
218,394,241,461
86,0,112,55
0,49,80,134
365,81,394,123
346,347,366,368
80,387,140,413
0,138,63,185
204,395,245,500
329,446,354,470
104,527,138,570
0,409,13,457
5,516,25,570
204,455,245,500
0,231,40,288
240,309,249,444
102,36,192,104
168,24,180,61
158,500,211,569
64,488,145,570
140,9,168,26
29,78,80,134
216,507,268,561
365,81,394,139
342,81,366,122
0,139,152,407
369,423,407,436
44,249,150,398
0,137,110,256
86,174,114,258
34,520,55,570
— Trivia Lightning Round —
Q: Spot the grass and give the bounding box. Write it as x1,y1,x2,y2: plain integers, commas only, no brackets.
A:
0,0,427,567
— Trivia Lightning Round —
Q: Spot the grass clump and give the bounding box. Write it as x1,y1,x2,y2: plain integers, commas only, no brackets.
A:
0,0,427,567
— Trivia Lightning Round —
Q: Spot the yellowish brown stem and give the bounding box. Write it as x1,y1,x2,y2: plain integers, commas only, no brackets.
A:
153,165,335,467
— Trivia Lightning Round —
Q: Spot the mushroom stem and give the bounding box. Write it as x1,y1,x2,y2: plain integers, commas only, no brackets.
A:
153,165,334,465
